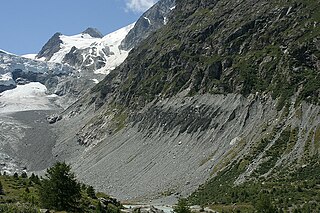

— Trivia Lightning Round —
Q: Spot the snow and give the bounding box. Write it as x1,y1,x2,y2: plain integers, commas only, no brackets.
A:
21,54,37,60
164,17,168,25
91,79,99,84
47,23,135,75
0,73,15,86
230,137,241,146
0,52,72,76
144,16,151,25
94,23,135,74
170,6,176,10
50,34,101,63
0,82,55,113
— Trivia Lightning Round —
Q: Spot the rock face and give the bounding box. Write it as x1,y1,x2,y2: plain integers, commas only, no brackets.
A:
49,0,320,202
120,0,175,50
36,32,63,61
97,0,320,109
82,27,103,38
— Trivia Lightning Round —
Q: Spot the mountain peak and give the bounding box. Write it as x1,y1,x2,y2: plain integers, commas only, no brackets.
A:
82,27,103,38
36,32,63,60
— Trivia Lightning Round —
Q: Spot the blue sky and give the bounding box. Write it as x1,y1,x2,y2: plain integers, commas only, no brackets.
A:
0,0,157,55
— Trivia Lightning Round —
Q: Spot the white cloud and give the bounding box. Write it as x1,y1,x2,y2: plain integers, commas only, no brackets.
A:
125,0,157,13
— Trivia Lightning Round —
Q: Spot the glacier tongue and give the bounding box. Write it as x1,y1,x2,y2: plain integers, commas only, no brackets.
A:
0,82,57,114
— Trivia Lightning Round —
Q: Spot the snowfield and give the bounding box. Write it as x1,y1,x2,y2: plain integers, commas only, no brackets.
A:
47,23,135,75
0,82,57,113
21,54,37,60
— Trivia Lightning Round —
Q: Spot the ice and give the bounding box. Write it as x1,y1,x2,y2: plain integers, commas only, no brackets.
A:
0,82,56,113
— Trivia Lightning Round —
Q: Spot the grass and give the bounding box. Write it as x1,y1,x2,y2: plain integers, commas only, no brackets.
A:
0,173,119,213
209,204,254,213
189,123,320,212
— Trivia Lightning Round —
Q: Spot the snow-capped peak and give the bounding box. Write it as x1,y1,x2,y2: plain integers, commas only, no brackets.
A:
82,28,103,38
38,24,135,75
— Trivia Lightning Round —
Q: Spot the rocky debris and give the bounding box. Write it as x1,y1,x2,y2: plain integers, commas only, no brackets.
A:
47,114,62,124
190,205,217,213
98,197,120,208
124,205,166,213
57,91,319,202
141,206,165,213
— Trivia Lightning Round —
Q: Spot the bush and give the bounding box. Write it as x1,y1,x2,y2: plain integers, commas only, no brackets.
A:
174,198,191,213
255,193,276,213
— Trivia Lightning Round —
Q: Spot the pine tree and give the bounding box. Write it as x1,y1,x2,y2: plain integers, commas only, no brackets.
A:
13,172,19,179
38,162,81,211
87,185,96,199
0,181,4,195
29,173,40,185
21,172,28,178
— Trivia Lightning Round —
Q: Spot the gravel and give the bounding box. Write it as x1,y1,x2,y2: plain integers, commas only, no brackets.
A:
0,110,58,173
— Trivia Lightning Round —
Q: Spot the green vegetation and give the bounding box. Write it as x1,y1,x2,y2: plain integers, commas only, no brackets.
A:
38,162,81,211
189,127,320,213
189,157,320,212
92,0,320,111
174,198,192,213
0,162,122,213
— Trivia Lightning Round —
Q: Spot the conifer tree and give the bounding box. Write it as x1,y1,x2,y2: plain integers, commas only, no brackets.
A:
38,162,81,211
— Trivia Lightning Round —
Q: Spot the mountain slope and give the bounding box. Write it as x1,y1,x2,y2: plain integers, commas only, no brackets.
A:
94,0,320,109
21,0,320,208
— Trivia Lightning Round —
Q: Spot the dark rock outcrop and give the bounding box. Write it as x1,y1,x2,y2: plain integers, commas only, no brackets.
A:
0,84,16,93
82,27,103,38
47,114,62,124
36,32,62,61
120,0,175,50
